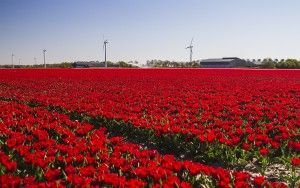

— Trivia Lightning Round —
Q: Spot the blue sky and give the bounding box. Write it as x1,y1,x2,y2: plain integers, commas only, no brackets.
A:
0,0,300,65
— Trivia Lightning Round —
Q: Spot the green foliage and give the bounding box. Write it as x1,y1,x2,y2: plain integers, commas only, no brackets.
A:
277,59,300,69
261,58,276,68
109,61,139,68
260,58,300,69
0,61,138,68
146,60,200,68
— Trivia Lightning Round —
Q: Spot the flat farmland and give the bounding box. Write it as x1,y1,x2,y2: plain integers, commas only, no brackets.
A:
0,69,299,187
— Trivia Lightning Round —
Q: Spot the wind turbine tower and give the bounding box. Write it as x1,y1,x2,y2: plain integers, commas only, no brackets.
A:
103,39,108,68
186,38,194,63
11,53,15,68
43,49,46,68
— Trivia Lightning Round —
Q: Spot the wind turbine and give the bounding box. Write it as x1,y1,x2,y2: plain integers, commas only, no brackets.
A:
43,49,46,68
186,38,194,63
103,39,108,68
11,53,14,68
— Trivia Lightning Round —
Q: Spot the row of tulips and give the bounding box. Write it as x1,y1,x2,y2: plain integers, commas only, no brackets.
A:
0,100,289,187
0,69,299,182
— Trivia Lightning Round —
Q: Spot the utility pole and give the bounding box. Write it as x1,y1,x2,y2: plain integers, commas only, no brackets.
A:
11,53,14,68
43,49,46,68
19,58,21,66
34,57,37,65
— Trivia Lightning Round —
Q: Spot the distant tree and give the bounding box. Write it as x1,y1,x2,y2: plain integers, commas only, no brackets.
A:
261,58,276,68
285,59,299,69
275,59,300,69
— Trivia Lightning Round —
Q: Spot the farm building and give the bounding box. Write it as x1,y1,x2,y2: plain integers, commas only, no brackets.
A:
200,57,252,68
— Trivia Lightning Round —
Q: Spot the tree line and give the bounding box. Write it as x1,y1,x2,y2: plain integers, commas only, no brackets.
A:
146,60,200,68
0,61,138,68
261,59,300,69
1,59,300,69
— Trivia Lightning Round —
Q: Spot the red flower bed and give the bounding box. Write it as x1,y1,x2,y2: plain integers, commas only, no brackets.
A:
0,68,299,186
0,100,281,187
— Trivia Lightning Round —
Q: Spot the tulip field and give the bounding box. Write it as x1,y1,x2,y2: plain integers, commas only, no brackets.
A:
0,69,299,187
